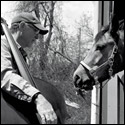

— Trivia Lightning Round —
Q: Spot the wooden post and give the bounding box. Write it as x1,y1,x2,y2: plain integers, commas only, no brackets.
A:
90,1,102,124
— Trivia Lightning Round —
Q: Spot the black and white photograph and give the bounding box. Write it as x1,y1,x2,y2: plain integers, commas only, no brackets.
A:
1,1,124,124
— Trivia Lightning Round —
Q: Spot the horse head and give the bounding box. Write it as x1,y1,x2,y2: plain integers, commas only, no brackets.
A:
73,15,124,91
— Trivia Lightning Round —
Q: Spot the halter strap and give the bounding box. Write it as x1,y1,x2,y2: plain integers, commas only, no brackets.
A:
80,61,92,71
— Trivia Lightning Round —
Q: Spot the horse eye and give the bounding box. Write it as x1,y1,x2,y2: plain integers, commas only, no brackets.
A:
96,45,105,50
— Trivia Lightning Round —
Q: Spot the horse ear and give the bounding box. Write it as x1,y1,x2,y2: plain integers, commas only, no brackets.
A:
109,14,119,35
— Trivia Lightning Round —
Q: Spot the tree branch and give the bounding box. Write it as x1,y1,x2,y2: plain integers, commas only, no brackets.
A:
46,44,76,65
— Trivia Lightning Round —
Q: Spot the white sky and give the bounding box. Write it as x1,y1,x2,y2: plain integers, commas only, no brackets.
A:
1,1,17,26
1,1,94,34
61,1,94,34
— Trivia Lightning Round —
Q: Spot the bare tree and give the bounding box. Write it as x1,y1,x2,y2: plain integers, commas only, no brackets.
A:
75,13,94,62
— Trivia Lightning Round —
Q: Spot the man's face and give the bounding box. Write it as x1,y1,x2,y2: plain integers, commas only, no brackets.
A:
21,23,40,48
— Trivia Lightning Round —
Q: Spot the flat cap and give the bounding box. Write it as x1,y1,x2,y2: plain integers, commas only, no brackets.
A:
11,12,48,35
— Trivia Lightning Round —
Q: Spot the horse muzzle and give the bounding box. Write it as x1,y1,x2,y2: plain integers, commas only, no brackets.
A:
73,74,93,91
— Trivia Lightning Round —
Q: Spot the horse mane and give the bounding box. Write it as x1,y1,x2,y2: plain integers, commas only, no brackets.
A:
95,25,109,43
95,19,124,43
119,19,124,30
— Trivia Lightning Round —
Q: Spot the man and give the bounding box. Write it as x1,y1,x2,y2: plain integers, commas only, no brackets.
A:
1,12,57,124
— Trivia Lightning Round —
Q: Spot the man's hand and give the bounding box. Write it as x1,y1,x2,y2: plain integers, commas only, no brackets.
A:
35,94,57,124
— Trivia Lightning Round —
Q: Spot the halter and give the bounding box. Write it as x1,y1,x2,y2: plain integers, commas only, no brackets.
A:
75,42,118,103
80,43,118,86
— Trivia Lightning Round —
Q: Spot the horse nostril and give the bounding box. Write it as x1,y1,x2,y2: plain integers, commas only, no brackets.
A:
74,75,81,87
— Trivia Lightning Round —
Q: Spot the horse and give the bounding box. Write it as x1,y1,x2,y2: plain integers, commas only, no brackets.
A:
73,15,124,92
1,77,70,124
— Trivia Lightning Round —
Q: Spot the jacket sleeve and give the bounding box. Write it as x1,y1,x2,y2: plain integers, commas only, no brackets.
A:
1,38,40,102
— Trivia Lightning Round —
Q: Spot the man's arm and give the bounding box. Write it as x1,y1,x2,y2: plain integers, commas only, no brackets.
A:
1,38,57,124
1,38,40,102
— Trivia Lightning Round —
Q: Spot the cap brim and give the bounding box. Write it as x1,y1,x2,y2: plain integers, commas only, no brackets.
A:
34,24,48,35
